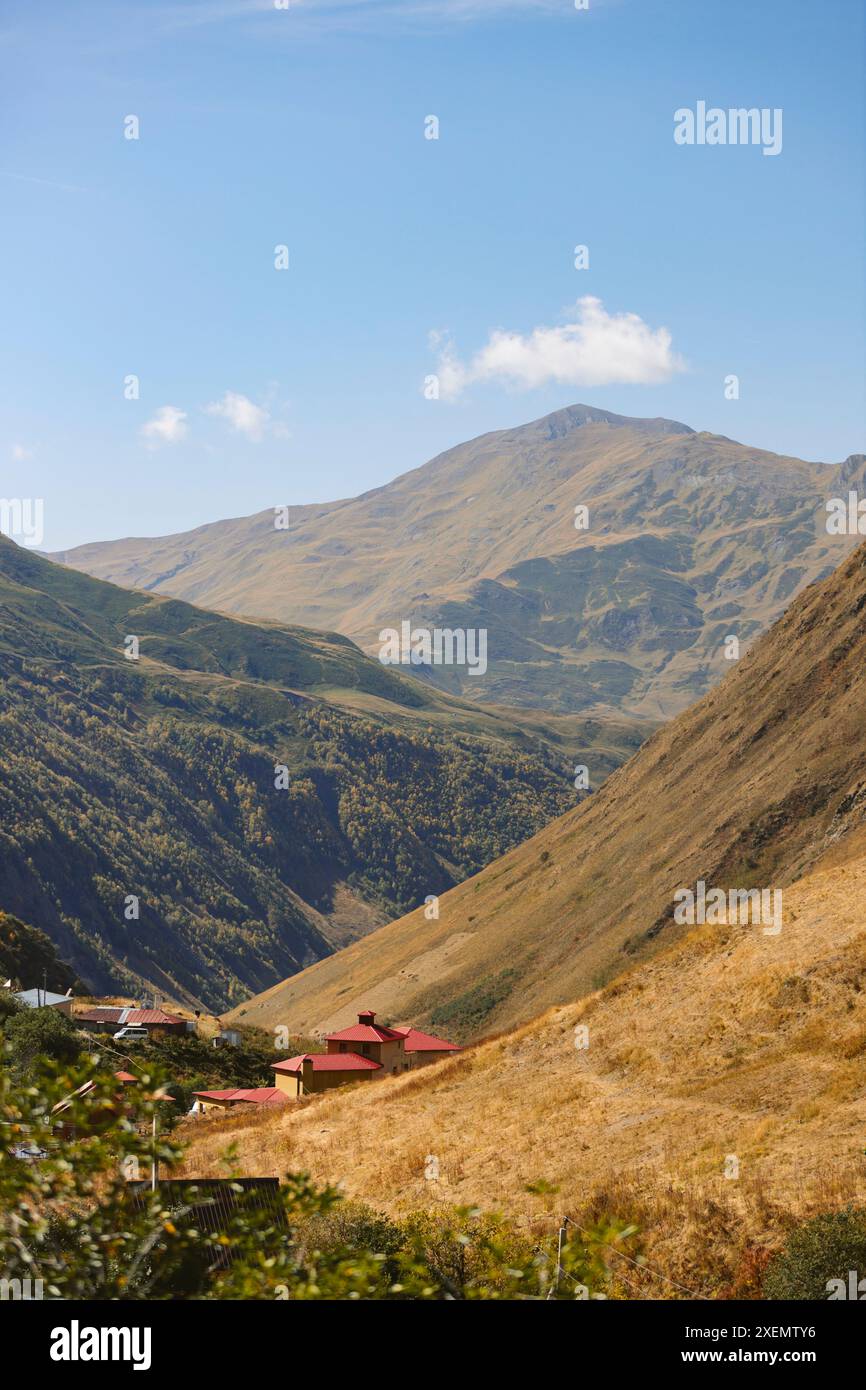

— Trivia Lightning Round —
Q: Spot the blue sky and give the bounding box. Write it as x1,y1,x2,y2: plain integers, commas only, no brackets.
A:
2,0,864,550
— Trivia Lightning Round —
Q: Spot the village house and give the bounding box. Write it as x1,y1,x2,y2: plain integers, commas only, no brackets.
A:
13,987,73,1016
326,1010,410,1072
271,1010,460,1098
75,1006,192,1039
400,1025,462,1068
191,1087,288,1114
271,1050,383,1098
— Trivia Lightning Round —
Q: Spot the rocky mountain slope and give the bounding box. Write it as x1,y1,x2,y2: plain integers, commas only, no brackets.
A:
52,404,865,720
229,540,866,1040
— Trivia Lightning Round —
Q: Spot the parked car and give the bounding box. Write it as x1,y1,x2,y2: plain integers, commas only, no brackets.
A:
113,1025,149,1042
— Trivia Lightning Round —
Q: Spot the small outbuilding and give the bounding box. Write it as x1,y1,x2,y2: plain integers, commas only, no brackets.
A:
14,987,73,1016
191,1087,288,1114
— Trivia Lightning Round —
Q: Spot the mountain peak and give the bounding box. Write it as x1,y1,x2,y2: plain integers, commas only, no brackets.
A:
535,402,695,440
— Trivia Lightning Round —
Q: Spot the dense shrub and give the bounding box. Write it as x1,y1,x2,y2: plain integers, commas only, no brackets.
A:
763,1209,866,1300
3,1005,84,1071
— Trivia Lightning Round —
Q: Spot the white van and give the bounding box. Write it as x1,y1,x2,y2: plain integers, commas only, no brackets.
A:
113,1025,149,1042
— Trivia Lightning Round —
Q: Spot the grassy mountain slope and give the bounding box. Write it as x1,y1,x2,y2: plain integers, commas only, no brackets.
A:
52,404,866,720
228,541,866,1040
185,834,866,1294
0,536,587,1009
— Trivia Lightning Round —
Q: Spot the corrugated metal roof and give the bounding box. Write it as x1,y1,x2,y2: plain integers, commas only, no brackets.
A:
127,1179,285,1267
14,988,71,1008
127,1009,186,1025
272,1052,382,1073
324,1023,407,1043
193,1088,288,1105
76,1006,186,1026
401,1027,461,1053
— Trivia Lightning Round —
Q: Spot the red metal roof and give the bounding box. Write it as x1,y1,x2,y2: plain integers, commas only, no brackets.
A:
272,1052,382,1074
324,1023,407,1044
76,1006,186,1026
193,1087,288,1105
325,1008,408,1045
400,1027,461,1054
127,1009,186,1025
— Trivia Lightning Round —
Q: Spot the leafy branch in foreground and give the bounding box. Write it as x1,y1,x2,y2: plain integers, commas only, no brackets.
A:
0,1051,638,1300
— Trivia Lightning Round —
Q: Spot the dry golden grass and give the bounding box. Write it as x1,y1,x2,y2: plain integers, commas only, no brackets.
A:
228,546,866,1043
179,844,866,1294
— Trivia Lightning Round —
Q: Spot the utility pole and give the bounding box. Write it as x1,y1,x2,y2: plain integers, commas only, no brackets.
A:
548,1217,567,1298
151,1110,158,1191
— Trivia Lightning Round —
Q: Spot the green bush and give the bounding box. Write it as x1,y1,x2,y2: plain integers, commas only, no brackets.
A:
0,1050,632,1300
763,1209,866,1300
3,1006,84,1071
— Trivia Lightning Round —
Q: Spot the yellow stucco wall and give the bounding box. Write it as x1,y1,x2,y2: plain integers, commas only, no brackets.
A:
273,1066,380,1096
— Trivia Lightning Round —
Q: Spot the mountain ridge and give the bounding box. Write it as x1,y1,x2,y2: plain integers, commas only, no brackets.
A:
50,405,865,725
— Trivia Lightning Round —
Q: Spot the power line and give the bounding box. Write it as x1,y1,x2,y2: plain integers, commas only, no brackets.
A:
562,1215,711,1300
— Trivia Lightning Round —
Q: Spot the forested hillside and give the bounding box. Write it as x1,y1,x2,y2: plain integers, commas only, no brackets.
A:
0,911,79,994
0,537,573,1008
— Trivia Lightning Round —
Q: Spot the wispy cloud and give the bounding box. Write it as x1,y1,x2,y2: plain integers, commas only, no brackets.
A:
11,443,33,462
141,405,188,446
431,297,685,399
0,170,88,195
205,391,270,440
154,0,565,36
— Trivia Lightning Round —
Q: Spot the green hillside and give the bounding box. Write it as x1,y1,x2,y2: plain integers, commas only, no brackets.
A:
0,536,582,1010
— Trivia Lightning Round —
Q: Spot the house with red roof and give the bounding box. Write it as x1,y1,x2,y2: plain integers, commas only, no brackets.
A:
191,1087,288,1114
400,1026,462,1069
75,1005,191,1038
271,1010,460,1098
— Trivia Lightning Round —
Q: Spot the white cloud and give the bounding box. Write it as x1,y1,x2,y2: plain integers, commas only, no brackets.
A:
432,297,685,400
11,443,33,462
141,405,188,445
205,391,270,441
